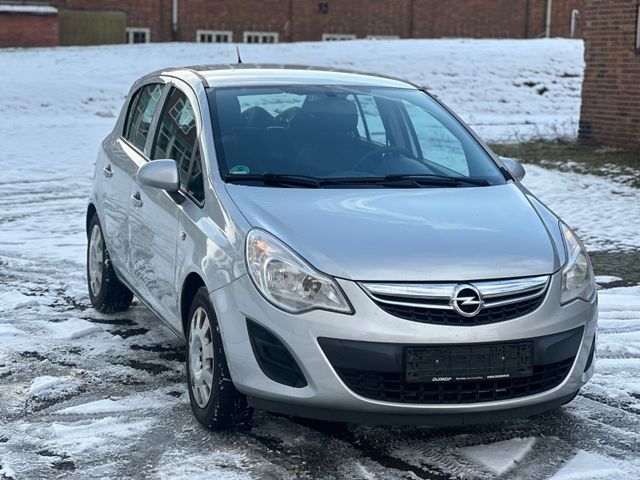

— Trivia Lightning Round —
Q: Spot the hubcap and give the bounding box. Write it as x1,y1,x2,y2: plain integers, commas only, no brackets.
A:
189,307,215,408
88,225,104,297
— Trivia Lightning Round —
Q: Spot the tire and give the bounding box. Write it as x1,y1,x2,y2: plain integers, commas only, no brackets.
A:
87,214,133,313
186,287,253,432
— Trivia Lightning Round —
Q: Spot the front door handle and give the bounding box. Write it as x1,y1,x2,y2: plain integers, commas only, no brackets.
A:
103,164,113,179
131,191,143,208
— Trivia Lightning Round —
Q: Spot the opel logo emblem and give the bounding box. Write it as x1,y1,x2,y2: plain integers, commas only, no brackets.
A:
451,284,484,317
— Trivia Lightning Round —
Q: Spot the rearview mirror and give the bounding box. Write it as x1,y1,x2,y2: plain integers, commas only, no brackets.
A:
137,159,180,192
499,157,526,182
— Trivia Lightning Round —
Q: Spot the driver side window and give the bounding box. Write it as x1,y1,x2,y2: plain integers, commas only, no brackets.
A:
153,88,204,203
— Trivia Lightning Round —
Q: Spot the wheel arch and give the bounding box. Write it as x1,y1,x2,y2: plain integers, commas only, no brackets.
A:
86,203,97,237
180,272,208,335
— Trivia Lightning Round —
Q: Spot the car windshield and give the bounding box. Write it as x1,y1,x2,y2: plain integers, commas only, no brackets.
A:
207,85,506,188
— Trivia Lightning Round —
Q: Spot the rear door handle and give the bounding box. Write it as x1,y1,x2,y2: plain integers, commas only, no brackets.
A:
103,164,113,179
131,191,143,208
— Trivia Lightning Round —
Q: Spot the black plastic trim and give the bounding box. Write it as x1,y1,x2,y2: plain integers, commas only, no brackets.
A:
247,319,307,388
319,327,583,373
318,327,583,405
248,391,579,426
584,335,596,372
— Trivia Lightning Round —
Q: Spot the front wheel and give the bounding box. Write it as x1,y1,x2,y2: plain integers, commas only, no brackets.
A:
186,287,253,431
87,214,133,313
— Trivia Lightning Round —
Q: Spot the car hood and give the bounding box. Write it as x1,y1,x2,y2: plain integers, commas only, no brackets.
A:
226,183,561,282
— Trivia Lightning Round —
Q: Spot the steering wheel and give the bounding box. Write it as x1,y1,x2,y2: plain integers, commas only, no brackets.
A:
353,146,418,174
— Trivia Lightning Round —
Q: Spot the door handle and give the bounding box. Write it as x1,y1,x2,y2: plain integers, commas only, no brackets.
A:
103,164,113,179
131,191,143,208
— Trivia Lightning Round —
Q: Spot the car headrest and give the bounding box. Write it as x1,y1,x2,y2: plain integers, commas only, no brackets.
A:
293,97,358,135
241,106,276,128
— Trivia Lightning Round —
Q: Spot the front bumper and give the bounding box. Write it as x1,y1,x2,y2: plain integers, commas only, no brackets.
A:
211,272,597,424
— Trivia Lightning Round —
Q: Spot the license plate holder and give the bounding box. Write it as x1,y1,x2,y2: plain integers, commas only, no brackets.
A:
406,342,534,383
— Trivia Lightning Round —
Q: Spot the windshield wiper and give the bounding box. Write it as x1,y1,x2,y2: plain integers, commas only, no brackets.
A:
224,173,490,188
224,173,321,188
319,174,490,187
383,174,490,186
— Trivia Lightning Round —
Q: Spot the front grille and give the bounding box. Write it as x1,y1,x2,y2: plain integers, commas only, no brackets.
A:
336,358,574,404
377,294,544,326
361,275,549,326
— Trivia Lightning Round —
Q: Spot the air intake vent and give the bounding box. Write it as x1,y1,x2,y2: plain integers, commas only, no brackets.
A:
247,319,307,388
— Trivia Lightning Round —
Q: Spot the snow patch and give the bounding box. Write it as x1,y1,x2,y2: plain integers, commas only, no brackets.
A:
0,291,38,312
45,318,103,340
595,275,622,285
153,451,254,480
599,286,640,315
523,165,640,252
28,376,67,396
0,463,16,479
0,323,26,337
459,437,536,475
550,450,630,480
55,389,173,415
44,417,155,456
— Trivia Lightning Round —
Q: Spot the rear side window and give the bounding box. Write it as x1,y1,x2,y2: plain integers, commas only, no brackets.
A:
125,83,163,151
153,88,204,203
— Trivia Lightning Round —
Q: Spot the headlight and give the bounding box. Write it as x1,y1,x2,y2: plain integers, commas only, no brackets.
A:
245,229,352,314
560,222,595,304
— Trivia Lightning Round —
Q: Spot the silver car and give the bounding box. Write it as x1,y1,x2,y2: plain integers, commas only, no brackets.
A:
86,65,597,431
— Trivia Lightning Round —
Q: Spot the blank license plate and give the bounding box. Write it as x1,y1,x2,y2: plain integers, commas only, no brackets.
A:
406,342,533,383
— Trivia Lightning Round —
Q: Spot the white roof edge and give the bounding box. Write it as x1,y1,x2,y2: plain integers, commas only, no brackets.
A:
0,5,58,14
198,66,417,89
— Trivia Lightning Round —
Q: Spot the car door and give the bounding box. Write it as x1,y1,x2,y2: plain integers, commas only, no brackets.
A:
101,82,164,282
128,84,201,329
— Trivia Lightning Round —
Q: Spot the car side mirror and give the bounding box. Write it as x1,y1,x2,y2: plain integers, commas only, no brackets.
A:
499,157,526,182
137,159,180,192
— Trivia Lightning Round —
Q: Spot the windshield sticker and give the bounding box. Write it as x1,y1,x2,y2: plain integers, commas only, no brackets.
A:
229,165,250,175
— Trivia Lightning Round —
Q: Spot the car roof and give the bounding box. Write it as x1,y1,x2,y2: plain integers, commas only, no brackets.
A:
153,64,419,90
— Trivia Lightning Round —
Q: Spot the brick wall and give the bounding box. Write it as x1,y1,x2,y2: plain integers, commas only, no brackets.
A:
0,10,58,47
412,0,584,39
3,0,588,46
291,0,412,41
579,0,640,149
179,0,291,43
50,0,173,42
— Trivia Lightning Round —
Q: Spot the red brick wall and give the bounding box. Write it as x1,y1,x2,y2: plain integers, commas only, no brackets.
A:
179,0,291,43
579,0,640,149
412,0,584,39
290,0,412,41
5,0,588,46
0,11,58,47
50,0,173,41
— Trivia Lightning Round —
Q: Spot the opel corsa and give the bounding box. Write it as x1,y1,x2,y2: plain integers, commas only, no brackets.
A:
86,65,597,430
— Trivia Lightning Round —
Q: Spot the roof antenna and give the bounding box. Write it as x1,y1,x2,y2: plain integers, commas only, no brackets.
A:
235,46,243,64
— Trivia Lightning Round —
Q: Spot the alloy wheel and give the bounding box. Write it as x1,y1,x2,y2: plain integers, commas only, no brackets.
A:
189,306,215,408
88,224,104,296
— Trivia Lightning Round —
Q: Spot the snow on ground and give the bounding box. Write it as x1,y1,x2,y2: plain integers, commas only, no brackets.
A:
459,437,536,476
0,40,638,479
549,450,631,480
522,165,640,252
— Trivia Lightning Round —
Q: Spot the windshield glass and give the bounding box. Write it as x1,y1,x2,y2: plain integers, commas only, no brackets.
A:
207,85,505,187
